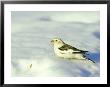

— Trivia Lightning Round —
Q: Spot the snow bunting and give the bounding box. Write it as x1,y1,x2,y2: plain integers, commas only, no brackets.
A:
51,38,95,63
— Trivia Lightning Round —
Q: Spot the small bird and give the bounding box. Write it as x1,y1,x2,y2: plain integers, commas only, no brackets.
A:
51,38,95,63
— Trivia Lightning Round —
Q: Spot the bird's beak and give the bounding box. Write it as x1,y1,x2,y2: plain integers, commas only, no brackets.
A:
51,40,54,44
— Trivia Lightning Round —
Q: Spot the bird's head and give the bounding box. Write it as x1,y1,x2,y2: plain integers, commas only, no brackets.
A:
51,38,65,47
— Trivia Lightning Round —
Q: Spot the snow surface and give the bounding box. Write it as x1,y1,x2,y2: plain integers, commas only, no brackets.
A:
11,11,100,77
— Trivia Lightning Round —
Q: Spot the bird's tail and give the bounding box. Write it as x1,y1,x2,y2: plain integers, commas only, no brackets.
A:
83,54,95,63
86,58,95,63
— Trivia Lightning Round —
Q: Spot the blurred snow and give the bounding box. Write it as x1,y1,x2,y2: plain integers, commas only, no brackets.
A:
11,11,100,77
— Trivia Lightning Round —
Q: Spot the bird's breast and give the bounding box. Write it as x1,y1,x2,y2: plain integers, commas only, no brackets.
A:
54,47,71,58
53,47,85,59
54,47,63,56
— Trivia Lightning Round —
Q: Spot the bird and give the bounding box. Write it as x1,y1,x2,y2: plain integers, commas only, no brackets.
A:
51,38,95,63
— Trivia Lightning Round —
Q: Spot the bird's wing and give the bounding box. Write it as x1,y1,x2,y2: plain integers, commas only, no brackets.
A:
58,44,79,51
59,44,88,54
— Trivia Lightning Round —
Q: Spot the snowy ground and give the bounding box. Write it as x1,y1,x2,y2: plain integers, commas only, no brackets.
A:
11,11,100,77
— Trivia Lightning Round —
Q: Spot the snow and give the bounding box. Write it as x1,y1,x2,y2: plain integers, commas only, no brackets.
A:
11,11,100,77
